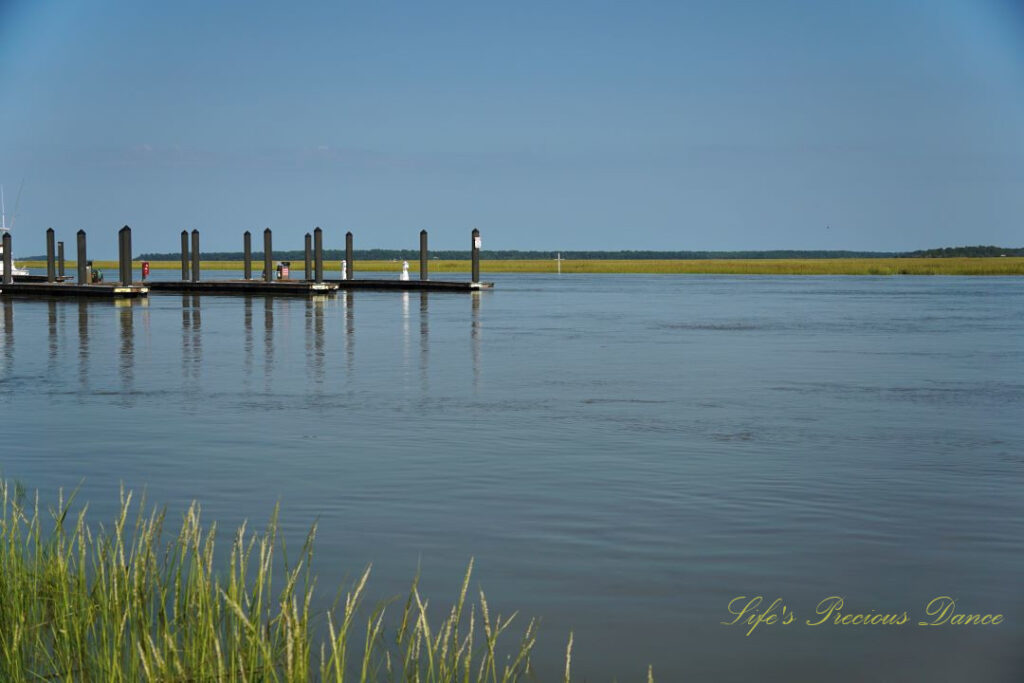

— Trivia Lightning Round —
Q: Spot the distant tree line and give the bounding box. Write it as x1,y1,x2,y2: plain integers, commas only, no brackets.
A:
904,245,1024,258
133,246,1024,261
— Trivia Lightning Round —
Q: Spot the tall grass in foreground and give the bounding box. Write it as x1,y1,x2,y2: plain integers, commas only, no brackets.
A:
0,482,631,682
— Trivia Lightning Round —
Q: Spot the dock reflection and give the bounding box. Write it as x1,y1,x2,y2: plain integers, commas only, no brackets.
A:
344,291,354,372
77,301,89,385
182,295,201,386
118,300,134,397
306,296,326,387
1,299,12,373
471,291,481,387
420,291,429,391
244,296,254,386
264,296,274,385
47,300,59,366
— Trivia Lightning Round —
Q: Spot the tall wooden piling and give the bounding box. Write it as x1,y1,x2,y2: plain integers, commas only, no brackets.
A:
76,230,87,285
263,228,273,282
119,225,132,285
304,233,313,281
180,230,190,281
191,229,200,283
1,233,11,285
46,228,56,283
420,229,428,280
243,231,252,280
124,226,133,284
345,231,354,280
314,227,324,283
57,241,65,277
117,228,125,283
471,228,480,284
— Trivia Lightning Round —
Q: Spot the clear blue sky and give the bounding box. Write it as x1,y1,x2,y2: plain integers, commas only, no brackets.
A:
1,0,1022,256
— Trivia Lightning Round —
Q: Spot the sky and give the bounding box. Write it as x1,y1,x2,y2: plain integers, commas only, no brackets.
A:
1,0,1023,256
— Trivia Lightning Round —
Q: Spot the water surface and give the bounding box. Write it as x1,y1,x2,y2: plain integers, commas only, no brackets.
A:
2,273,1022,681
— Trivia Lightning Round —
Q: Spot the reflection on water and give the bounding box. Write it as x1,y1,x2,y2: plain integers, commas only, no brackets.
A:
244,296,253,387
264,296,274,388
47,300,59,367
420,291,429,393
119,301,134,399
1,299,12,373
471,291,481,387
344,291,354,372
77,300,88,386
182,295,201,392
306,296,326,388
401,292,410,370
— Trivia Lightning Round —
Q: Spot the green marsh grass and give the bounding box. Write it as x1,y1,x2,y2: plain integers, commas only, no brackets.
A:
20,257,1024,276
0,482,613,682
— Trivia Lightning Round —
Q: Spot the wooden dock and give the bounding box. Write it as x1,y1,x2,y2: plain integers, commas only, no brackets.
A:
326,278,493,292
147,280,338,295
3,225,495,302
0,282,149,298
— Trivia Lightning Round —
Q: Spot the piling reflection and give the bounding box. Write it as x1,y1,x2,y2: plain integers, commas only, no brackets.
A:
306,296,326,387
181,295,201,387
47,300,58,367
419,291,429,392
344,291,354,372
401,292,411,370
244,296,254,386
1,299,13,374
118,301,134,398
471,291,481,387
264,296,274,386
77,300,89,385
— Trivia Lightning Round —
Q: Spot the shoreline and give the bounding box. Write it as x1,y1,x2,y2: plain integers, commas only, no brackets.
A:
15,257,1024,276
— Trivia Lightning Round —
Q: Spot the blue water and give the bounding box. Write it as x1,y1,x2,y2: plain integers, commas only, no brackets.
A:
2,273,1023,681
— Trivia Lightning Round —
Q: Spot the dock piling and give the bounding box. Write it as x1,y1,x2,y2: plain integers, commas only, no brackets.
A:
345,231,354,280
57,241,65,277
191,230,200,283
304,233,312,281
117,228,125,283
243,231,252,280
180,231,190,281
119,225,132,285
314,227,323,283
2,233,11,285
76,230,87,285
420,229,428,280
263,229,273,282
471,228,481,284
46,228,56,283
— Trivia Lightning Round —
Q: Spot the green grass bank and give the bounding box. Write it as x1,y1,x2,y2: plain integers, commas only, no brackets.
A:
0,483,640,682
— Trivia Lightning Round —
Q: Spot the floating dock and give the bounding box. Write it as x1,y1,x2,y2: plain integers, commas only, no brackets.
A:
326,278,492,291
0,282,149,298
147,280,338,295
2,225,495,301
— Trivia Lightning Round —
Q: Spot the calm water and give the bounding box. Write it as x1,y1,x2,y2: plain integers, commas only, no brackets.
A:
2,273,1023,681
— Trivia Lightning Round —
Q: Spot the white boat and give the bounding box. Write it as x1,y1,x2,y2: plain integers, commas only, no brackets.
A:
0,185,30,277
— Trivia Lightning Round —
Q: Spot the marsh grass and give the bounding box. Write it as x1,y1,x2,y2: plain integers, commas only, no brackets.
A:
20,257,1024,275
0,482,589,682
